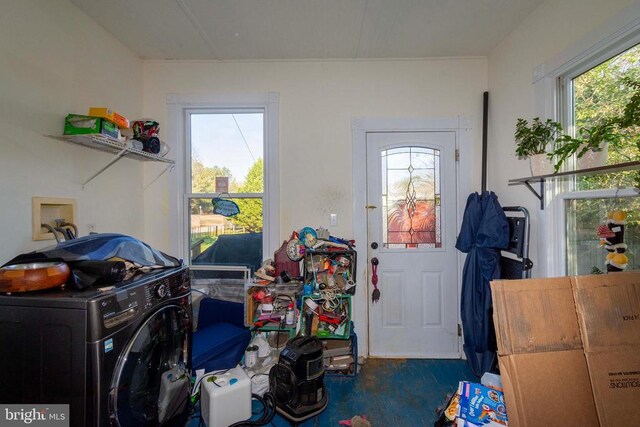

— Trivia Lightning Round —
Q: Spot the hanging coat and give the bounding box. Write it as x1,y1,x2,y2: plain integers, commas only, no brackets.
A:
456,191,509,377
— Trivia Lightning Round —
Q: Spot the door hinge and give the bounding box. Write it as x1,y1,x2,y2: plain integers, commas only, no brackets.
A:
458,324,462,337
455,149,460,162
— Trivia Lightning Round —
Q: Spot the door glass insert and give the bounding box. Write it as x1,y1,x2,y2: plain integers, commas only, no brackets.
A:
382,146,441,249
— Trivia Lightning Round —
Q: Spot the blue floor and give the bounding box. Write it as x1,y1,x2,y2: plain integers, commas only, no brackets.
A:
190,358,476,426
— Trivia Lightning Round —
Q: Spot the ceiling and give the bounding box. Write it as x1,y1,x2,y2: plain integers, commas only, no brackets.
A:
70,0,545,60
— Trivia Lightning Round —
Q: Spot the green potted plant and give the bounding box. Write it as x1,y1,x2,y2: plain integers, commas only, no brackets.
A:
514,117,564,176
550,122,619,172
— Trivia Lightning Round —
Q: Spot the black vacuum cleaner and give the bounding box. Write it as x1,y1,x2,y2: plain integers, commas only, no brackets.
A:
269,336,328,424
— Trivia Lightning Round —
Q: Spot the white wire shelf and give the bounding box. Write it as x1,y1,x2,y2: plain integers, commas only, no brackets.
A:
46,134,174,188
47,134,174,163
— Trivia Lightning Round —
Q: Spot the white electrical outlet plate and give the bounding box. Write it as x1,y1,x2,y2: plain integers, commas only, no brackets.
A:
330,214,337,226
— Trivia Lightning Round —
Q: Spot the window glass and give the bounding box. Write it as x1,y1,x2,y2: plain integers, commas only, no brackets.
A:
381,146,441,249
565,196,638,275
188,112,264,272
572,43,640,190
565,44,640,275
190,113,264,193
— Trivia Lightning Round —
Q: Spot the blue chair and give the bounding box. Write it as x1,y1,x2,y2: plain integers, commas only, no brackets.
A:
192,298,251,373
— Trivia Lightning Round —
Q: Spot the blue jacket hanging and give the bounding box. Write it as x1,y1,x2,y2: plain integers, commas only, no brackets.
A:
456,191,509,377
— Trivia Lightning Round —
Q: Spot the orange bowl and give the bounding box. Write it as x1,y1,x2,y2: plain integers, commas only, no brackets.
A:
0,262,70,293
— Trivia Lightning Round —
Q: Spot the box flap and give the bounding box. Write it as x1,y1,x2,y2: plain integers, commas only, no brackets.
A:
585,349,640,426
491,278,582,355
572,272,640,352
498,351,598,427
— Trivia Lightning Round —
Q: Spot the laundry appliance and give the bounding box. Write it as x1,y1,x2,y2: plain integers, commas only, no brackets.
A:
0,265,192,426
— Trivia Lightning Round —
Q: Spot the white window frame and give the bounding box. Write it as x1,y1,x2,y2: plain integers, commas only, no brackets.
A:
166,93,280,268
533,5,640,277
552,188,640,276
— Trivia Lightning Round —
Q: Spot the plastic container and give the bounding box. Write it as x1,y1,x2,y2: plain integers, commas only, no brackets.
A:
480,372,503,390
244,345,258,368
157,365,189,424
251,332,270,358
200,365,251,427
285,303,295,325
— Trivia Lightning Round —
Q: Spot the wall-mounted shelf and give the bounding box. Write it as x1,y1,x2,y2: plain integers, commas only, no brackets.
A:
508,160,640,209
46,134,174,188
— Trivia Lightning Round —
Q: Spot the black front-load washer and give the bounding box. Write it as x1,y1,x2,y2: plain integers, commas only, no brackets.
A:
0,266,192,426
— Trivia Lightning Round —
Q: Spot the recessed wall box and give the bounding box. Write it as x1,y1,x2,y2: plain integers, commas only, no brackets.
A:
32,197,77,241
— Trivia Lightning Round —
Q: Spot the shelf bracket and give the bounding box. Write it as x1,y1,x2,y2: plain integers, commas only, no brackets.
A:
522,179,545,210
82,148,128,188
144,163,175,190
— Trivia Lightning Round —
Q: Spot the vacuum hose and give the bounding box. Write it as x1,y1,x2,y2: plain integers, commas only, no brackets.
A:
228,392,277,427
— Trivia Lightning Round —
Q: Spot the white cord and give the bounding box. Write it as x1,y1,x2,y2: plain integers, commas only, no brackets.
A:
320,289,340,311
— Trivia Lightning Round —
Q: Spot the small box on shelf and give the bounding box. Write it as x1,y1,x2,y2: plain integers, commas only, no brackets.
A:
64,114,118,139
88,107,130,129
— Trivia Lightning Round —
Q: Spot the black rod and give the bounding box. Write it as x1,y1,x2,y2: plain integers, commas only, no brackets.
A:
482,91,489,193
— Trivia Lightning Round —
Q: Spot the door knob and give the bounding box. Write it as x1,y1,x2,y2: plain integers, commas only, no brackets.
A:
371,242,378,249
371,257,379,266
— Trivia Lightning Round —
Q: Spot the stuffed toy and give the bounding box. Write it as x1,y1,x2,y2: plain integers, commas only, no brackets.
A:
597,210,628,272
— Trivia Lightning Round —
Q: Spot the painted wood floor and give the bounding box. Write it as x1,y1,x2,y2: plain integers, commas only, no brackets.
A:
189,358,476,426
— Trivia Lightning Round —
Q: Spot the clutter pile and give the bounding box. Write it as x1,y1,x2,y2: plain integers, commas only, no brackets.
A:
197,227,358,424
248,227,356,334
63,107,170,156
190,227,358,425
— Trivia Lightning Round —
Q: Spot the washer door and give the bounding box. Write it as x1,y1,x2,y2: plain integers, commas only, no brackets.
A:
110,304,190,426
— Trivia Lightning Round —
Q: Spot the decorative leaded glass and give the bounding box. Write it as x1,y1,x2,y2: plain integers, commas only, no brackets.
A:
381,147,441,249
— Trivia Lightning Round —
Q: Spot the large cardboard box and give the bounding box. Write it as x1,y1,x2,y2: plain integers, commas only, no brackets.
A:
571,273,640,426
491,272,640,427
491,277,598,426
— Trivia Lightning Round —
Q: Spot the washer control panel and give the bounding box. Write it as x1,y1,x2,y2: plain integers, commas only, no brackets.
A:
89,267,190,341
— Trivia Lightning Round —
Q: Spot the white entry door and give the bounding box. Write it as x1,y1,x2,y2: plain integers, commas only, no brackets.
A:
366,131,459,358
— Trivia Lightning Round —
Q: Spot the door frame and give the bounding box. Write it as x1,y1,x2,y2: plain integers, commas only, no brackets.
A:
351,116,474,358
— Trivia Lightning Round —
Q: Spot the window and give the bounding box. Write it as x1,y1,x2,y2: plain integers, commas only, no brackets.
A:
188,111,265,274
560,43,640,275
167,93,279,291
569,43,640,188
563,189,638,275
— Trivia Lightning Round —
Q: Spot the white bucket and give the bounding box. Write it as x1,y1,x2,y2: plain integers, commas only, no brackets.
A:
200,365,251,427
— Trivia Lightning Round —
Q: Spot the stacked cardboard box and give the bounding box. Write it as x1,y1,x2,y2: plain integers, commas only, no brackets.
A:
491,272,640,426
572,273,640,425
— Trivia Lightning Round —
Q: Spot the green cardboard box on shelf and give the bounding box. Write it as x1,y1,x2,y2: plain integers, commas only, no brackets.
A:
64,114,119,139
491,271,640,427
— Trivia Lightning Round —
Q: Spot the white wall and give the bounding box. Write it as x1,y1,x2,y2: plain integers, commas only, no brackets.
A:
0,0,144,264
487,0,637,276
143,58,488,246
142,58,488,353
